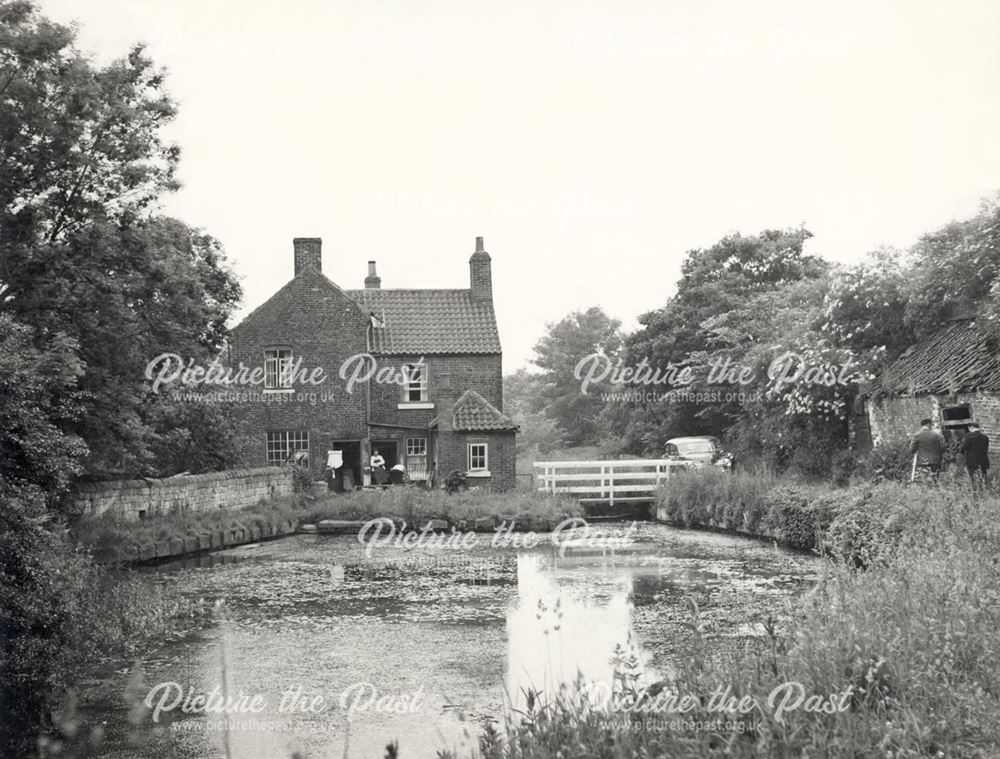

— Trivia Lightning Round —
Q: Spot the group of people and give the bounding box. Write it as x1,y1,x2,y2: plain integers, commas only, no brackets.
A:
369,448,407,486
910,417,991,486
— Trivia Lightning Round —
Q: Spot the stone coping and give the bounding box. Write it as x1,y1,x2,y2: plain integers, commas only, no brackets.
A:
75,467,288,493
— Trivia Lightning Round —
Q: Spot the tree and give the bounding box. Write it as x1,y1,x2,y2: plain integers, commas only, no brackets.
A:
904,195,1000,335
531,307,622,447
504,369,564,458
609,228,823,455
0,3,242,478
0,0,178,259
0,314,86,503
820,247,913,362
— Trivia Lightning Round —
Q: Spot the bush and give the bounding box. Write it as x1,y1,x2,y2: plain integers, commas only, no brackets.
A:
761,486,818,550
2,496,200,757
443,470,467,494
861,439,914,482
654,466,777,533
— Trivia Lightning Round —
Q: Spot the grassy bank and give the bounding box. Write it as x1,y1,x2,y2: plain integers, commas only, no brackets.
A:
427,477,1000,758
70,487,583,562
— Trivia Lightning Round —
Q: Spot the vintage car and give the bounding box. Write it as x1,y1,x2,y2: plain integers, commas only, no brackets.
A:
664,436,734,470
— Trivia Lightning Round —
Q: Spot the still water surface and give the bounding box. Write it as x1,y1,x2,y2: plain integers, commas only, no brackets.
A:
83,523,817,758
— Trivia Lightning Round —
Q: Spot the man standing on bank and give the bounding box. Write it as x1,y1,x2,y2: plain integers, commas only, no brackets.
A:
910,417,945,482
960,421,990,490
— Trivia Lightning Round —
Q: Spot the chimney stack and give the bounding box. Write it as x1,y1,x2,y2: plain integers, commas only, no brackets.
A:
365,260,381,289
469,235,492,300
293,238,322,276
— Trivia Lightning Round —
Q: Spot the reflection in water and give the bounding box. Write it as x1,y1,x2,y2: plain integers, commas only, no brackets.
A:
82,525,816,759
506,552,657,706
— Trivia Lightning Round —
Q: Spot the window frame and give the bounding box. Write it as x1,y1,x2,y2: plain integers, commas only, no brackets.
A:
401,362,429,403
467,442,489,472
264,347,294,391
405,437,429,480
266,430,309,465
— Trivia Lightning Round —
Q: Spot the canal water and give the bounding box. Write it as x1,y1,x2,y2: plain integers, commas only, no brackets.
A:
79,523,818,759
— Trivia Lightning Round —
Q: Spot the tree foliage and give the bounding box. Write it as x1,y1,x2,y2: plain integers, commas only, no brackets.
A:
515,202,1000,477
0,1,241,479
530,307,622,448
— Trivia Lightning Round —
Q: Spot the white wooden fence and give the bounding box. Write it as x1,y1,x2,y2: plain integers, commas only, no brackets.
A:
533,459,688,505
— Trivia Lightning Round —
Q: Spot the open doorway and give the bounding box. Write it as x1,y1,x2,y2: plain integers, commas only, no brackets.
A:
371,440,399,469
329,441,362,492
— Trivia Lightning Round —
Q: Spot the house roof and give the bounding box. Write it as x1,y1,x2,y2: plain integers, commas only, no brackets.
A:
347,289,501,355
866,319,1000,397
431,390,520,432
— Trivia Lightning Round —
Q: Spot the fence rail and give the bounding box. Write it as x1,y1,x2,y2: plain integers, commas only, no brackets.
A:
533,459,687,505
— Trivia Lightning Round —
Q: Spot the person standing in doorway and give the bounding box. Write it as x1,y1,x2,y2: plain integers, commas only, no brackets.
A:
370,448,387,487
910,417,945,482
960,421,990,490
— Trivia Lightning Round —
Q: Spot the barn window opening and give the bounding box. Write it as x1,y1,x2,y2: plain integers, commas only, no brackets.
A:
941,405,972,439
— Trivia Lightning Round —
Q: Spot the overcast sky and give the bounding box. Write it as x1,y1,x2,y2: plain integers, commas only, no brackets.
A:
39,0,1000,370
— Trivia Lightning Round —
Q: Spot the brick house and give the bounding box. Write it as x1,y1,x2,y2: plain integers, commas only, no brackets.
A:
858,318,1000,462
228,236,518,490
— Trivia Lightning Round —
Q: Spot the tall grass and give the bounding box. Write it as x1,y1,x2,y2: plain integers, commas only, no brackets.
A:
434,483,1000,758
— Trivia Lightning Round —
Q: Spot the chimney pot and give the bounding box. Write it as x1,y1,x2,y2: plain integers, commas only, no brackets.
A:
475,236,485,253
365,260,381,289
293,237,322,276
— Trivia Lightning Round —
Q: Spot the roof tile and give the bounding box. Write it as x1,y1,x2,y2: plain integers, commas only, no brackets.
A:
867,319,1000,397
451,390,519,432
348,289,501,355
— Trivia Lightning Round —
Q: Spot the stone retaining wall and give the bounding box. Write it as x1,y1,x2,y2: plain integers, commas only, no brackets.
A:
70,467,294,519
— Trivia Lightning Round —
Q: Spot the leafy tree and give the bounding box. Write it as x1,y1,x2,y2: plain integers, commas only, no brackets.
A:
0,0,178,257
904,195,1000,335
504,369,564,458
0,314,86,503
531,307,622,447
609,228,823,455
0,3,241,477
820,247,914,362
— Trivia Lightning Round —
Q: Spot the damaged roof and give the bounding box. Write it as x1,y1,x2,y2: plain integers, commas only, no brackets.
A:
866,319,1000,397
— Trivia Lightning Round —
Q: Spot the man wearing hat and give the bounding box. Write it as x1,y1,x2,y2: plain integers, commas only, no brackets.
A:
960,421,990,490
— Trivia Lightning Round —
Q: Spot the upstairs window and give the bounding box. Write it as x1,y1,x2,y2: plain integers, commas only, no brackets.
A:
468,442,488,472
264,348,293,389
402,363,428,402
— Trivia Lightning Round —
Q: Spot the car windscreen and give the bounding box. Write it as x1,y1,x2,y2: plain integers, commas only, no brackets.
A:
675,441,715,455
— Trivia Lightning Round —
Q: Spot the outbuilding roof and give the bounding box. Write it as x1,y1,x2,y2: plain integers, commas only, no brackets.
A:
866,319,1000,397
348,289,501,355
430,390,519,432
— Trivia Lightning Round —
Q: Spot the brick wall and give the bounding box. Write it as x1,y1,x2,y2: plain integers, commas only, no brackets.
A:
69,467,294,520
228,267,371,476
866,390,1000,462
436,430,517,491
369,353,503,427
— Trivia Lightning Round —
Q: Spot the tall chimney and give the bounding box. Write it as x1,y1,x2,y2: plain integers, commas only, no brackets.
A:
469,235,492,300
365,260,381,289
293,238,322,275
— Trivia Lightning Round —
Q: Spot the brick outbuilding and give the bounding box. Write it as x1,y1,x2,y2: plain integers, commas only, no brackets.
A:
858,318,1000,463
